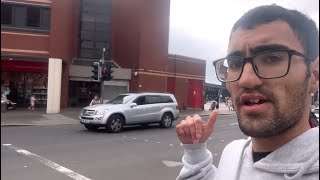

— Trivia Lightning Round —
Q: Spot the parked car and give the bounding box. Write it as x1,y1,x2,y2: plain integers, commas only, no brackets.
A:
312,108,319,122
79,92,179,133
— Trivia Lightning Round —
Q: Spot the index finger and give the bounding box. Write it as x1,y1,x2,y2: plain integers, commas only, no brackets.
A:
205,110,218,128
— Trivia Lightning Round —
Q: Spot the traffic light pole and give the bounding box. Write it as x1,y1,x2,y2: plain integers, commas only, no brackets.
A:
100,48,106,102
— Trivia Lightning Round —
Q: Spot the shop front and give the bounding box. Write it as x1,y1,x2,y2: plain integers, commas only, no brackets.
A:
69,81,100,107
205,83,230,103
1,60,48,107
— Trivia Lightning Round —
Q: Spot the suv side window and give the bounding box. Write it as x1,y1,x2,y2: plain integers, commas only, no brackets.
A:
160,96,174,103
133,96,146,105
145,95,161,104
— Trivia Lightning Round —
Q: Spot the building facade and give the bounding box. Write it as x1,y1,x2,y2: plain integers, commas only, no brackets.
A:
1,0,79,110
1,0,211,111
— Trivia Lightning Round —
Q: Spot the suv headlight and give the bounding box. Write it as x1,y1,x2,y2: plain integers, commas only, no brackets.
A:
95,110,107,115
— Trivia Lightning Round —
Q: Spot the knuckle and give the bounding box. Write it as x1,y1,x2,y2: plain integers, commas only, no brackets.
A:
195,118,202,123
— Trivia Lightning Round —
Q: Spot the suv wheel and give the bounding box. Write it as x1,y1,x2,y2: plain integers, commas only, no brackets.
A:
85,125,99,131
106,115,124,133
160,113,173,128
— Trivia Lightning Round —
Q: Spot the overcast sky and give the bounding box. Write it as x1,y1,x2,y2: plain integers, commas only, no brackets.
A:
168,0,319,85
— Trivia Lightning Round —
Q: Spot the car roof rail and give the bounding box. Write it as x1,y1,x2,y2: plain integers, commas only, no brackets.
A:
137,91,172,94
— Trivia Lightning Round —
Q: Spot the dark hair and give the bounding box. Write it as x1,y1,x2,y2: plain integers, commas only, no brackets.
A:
230,5,319,61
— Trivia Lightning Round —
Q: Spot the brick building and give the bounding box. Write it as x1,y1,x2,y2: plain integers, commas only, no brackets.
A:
1,0,207,111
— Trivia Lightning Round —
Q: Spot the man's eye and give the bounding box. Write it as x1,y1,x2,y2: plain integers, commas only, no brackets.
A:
227,58,243,69
264,55,282,63
257,52,287,64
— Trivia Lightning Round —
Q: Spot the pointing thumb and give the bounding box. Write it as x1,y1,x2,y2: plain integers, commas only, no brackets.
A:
206,110,218,128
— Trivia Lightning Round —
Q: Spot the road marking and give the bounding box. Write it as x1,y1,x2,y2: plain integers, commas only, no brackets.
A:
157,142,161,144
209,137,212,140
145,140,149,142
133,138,137,140
220,140,224,142
214,154,218,156
3,144,91,180
217,125,227,127
169,144,173,147
229,123,239,125
162,160,183,167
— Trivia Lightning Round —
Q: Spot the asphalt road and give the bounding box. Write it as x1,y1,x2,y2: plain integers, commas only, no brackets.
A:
1,114,247,180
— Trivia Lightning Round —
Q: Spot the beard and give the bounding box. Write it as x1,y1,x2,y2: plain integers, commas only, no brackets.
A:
233,80,309,138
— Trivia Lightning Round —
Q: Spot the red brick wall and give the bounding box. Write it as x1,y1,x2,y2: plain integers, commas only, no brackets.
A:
49,0,80,107
138,0,171,72
1,32,50,57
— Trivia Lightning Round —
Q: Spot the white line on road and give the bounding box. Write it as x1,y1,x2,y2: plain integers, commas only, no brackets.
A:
162,160,183,167
217,123,238,127
2,144,91,180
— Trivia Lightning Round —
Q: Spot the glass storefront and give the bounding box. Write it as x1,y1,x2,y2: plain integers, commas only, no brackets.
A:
204,85,230,103
1,72,48,107
69,81,100,107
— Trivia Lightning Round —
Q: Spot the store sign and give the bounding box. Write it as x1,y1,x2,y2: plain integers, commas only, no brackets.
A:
1,60,48,73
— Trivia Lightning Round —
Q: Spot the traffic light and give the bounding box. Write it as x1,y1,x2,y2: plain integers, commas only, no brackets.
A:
91,62,101,81
102,62,114,81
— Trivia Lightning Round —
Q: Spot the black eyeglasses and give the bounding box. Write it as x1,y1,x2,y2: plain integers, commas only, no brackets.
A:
212,49,308,83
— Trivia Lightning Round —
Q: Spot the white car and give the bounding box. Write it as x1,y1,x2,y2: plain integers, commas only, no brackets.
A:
79,92,179,133
312,108,319,122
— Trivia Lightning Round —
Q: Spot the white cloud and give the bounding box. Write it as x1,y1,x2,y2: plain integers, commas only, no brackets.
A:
169,0,319,85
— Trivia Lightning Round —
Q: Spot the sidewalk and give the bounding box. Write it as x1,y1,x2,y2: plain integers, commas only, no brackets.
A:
1,103,235,127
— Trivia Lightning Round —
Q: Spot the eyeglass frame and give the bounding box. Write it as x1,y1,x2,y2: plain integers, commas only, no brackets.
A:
212,49,310,83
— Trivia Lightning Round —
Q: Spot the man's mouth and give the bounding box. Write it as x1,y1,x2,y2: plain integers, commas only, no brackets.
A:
240,94,269,107
243,98,268,106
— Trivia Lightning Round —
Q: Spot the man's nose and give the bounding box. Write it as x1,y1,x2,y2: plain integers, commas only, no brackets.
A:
238,63,263,89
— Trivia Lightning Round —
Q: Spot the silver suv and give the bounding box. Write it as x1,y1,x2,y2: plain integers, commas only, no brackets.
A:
79,92,179,133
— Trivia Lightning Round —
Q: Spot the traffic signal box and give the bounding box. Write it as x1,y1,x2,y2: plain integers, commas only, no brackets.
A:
91,62,101,81
102,62,114,81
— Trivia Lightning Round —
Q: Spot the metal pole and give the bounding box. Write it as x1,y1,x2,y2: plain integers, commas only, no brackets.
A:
100,48,106,101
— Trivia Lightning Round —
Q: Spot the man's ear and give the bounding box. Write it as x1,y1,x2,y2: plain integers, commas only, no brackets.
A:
310,57,319,94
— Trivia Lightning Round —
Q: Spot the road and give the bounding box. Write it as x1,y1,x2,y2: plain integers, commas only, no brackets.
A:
1,114,247,180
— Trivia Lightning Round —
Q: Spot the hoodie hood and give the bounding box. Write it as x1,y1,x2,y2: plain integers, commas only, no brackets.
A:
251,128,319,178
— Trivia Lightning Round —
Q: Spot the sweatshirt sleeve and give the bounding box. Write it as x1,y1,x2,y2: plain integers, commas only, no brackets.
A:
177,143,217,180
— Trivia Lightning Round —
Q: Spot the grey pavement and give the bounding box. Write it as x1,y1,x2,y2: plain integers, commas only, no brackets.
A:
1,103,235,127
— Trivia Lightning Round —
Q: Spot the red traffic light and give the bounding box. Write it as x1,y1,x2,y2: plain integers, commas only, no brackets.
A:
103,67,107,75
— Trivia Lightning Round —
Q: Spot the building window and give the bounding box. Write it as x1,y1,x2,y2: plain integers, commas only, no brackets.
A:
26,7,40,27
1,4,13,25
78,0,112,60
1,2,50,32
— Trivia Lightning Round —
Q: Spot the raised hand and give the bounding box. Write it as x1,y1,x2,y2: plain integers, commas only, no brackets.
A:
176,110,218,144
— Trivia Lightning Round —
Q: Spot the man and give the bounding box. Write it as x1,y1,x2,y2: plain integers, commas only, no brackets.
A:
210,99,217,111
176,5,319,180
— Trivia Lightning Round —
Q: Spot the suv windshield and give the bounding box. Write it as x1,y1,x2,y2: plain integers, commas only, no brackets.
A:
105,94,134,104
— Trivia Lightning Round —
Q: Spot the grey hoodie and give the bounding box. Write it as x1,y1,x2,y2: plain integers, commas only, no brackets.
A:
177,128,319,180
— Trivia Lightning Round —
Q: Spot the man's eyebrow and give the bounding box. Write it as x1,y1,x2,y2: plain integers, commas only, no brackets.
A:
250,44,290,55
227,44,291,57
227,51,243,57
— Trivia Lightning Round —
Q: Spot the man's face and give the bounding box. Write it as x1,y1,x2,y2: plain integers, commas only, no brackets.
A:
226,20,313,138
